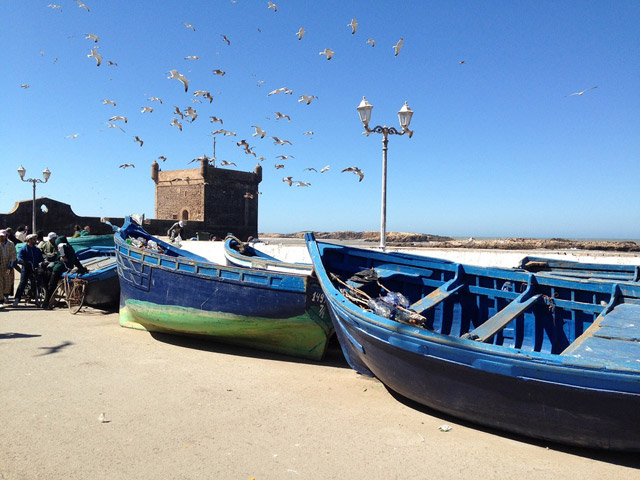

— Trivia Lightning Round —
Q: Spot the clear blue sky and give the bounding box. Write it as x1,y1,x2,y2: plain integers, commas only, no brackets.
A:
1,1,639,238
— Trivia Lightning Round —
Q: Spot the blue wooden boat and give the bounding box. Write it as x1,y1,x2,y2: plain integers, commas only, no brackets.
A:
224,235,314,275
114,218,332,360
305,233,640,451
69,246,119,310
520,256,640,282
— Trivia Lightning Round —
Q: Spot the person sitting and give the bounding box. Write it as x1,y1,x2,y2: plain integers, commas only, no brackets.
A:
80,225,91,237
12,234,44,307
41,232,59,263
42,236,88,310
36,231,46,249
71,225,82,238
167,221,185,242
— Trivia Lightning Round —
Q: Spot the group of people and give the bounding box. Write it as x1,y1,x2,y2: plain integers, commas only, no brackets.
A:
0,225,89,309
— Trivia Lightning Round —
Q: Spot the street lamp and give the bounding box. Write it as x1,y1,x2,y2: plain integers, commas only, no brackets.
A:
17,165,51,234
357,97,414,251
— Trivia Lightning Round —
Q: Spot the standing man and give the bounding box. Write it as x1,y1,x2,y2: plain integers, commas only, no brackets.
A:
42,236,87,309
12,234,44,307
0,230,17,305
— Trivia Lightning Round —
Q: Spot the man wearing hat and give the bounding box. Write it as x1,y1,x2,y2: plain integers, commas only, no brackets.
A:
167,220,185,242
0,230,17,305
41,232,59,263
13,234,44,307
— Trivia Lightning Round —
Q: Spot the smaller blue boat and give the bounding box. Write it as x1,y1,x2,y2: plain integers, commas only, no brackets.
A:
224,235,314,275
68,246,119,310
306,233,640,451
520,256,640,282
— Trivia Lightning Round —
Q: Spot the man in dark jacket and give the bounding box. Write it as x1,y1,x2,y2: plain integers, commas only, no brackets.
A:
42,236,88,309
13,234,44,306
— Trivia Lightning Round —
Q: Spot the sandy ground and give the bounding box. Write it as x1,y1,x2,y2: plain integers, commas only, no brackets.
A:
1,304,639,480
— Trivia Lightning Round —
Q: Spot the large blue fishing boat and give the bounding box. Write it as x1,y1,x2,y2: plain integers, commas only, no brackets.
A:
305,233,640,451
114,218,332,360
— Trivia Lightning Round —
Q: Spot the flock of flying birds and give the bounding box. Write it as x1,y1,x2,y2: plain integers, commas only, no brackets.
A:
28,1,599,196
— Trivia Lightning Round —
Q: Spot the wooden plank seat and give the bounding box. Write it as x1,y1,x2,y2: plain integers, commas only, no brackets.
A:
409,264,466,314
463,274,539,342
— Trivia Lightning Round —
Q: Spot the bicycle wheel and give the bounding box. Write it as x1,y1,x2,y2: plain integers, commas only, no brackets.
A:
68,280,86,314
49,281,65,309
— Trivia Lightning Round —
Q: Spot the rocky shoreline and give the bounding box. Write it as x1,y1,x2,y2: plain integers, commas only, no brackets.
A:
261,231,640,252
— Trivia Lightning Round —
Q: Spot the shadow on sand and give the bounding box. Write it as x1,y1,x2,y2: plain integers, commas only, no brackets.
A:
0,332,42,340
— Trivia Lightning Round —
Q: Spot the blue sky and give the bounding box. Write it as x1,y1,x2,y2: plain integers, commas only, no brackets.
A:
1,1,639,238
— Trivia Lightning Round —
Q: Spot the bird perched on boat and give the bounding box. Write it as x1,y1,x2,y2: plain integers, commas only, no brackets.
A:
321,165,330,173
167,69,189,92
141,106,153,113
268,1,277,12
252,126,267,138
76,1,89,11
567,86,598,97
158,155,167,162
212,69,226,76
148,96,163,104
88,48,102,66
342,166,364,182
184,55,199,60
298,95,318,105
304,167,317,172
347,18,358,34
194,90,213,103
282,176,293,186
275,164,285,170
106,122,125,132
272,137,292,146
170,118,183,131
274,112,290,121
276,155,294,160
184,106,198,122
366,38,375,47
296,181,311,187
119,164,135,169
107,60,118,66
85,33,99,43
103,99,116,106
295,27,305,40
109,115,127,123
220,160,236,167
319,48,335,60
244,192,254,199
221,34,231,45
173,106,184,119
209,116,223,124
393,38,404,56
183,22,196,31
134,136,143,147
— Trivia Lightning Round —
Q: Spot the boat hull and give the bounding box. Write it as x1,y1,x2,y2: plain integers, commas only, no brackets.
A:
116,230,331,360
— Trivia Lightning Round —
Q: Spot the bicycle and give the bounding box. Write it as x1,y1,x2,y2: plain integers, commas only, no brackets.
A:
48,268,88,314
15,262,46,307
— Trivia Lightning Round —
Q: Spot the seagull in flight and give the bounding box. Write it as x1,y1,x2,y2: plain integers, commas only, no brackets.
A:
184,55,199,60
393,38,404,56
276,155,294,160
282,176,293,186
319,48,335,60
304,167,317,172
107,60,118,66
194,90,213,103
103,99,116,106
272,137,292,146
212,69,226,76
221,35,231,45
141,106,153,113
252,126,267,138
274,112,290,121
76,1,89,11
158,156,167,162
85,33,99,43
148,96,163,104
88,48,102,66
268,2,277,12
167,69,189,92
304,131,314,136
321,165,330,173
366,38,375,47
183,22,196,31
347,19,358,34
244,192,254,200
275,164,285,170
268,87,288,96
298,95,318,105
342,166,364,182
48,4,62,11
173,106,184,119
21,84,30,89
119,164,135,169
220,160,237,167
567,86,598,97
295,27,305,40
296,181,311,187
109,115,127,123
170,118,183,131
134,136,143,147
65,133,80,139
106,122,125,132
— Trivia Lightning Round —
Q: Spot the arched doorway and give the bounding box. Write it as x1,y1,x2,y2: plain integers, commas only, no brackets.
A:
181,209,189,221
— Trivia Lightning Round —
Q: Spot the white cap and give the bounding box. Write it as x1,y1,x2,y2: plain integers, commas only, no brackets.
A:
26,234,38,241
47,232,58,241
179,221,185,227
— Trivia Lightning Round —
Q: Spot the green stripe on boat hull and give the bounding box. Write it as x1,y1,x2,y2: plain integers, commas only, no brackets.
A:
120,300,330,360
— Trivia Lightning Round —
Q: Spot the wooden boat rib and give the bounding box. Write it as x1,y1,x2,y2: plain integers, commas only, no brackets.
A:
114,218,332,360
305,233,640,451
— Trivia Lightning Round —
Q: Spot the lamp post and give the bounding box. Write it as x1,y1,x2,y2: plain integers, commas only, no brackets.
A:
357,97,414,251
17,165,51,234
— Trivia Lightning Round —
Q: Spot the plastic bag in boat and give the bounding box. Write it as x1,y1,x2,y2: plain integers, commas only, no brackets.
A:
368,298,393,318
380,292,410,308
